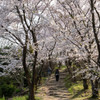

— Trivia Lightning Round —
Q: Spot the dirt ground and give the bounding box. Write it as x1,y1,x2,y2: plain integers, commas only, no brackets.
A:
36,70,71,100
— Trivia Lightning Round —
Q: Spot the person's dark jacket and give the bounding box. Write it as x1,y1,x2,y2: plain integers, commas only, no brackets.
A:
55,69,59,76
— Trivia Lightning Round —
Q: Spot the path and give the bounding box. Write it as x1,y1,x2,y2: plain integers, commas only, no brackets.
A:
36,70,71,100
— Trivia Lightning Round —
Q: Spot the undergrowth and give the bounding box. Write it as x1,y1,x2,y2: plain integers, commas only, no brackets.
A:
0,96,41,100
65,74,100,100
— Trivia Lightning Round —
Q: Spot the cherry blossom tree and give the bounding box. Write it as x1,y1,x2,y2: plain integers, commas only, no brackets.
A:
0,0,59,99
46,0,100,97
0,0,100,99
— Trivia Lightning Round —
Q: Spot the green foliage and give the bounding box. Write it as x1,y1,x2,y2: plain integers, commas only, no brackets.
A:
0,68,3,72
35,96,41,100
65,75,73,88
0,46,10,56
0,84,15,97
0,76,17,98
0,84,22,98
41,77,47,84
0,77,11,85
12,96,41,100
0,89,2,98
0,52,8,56
3,46,11,49
29,45,34,53
60,65,66,70
65,74,100,100
15,88,21,94
17,48,22,57
0,96,5,100
13,95,28,100
2,62,9,65
68,81,83,94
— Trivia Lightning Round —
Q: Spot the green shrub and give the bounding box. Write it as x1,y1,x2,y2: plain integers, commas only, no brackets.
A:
1,84,15,98
0,89,2,98
13,96,41,100
15,88,21,94
0,96,5,100
0,76,12,85
13,95,28,100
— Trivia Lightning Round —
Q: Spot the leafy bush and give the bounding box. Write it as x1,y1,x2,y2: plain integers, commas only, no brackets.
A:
12,96,41,100
15,88,22,94
0,89,2,98
0,84,15,98
0,76,24,98
13,95,28,100
0,96,5,100
0,77,11,85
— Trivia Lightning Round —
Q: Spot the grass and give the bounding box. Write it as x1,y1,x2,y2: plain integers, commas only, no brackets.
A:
13,95,28,100
60,65,66,70
65,74,100,100
0,95,41,100
42,77,47,83
0,96,5,100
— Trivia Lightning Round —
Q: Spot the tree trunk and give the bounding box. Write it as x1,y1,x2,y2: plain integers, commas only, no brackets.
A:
28,65,35,100
67,65,72,75
94,80,98,97
22,46,34,100
16,6,37,100
30,65,36,100
91,80,98,98
91,80,95,98
83,79,88,90
28,84,35,100
82,73,88,90
90,0,99,98
30,29,38,100
72,66,76,82
65,60,72,75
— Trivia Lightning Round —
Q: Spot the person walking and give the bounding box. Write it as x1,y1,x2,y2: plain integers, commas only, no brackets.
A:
55,68,59,81
47,67,52,76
